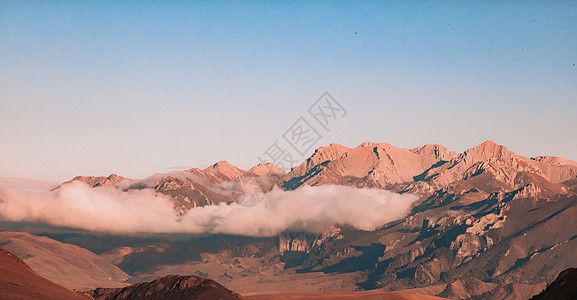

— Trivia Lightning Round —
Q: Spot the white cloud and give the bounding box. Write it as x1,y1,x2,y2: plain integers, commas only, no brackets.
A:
0,182,418,237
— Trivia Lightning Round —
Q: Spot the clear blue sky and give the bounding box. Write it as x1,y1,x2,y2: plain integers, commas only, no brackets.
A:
1,1,576,181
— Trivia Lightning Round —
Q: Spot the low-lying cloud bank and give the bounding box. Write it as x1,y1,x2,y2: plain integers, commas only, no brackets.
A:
0,182,418,236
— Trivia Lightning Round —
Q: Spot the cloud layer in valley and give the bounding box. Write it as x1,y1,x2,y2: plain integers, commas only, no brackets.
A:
0,181,418,236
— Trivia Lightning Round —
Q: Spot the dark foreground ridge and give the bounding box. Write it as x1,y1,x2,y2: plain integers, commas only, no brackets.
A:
88,274,242,300
531,268,577,300
0,247,85,300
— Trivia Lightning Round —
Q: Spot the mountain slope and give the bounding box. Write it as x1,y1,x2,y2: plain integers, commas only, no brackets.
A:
0,231,129,291
0,247,87,300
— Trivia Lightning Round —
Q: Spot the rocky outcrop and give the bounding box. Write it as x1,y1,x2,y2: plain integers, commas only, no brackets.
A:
278,232,314,254
203,160,253,182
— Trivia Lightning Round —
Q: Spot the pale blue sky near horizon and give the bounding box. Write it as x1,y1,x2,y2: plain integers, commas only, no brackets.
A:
1,1,576,181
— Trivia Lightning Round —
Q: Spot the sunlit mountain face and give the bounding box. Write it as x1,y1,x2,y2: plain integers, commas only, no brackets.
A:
1,141,576,299
2,1,576,299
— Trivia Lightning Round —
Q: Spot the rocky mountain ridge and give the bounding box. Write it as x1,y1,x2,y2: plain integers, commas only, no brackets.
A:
24,140,577,299
55,140,577,213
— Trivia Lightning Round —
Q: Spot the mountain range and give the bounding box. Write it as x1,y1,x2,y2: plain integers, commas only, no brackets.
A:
2,140,577,299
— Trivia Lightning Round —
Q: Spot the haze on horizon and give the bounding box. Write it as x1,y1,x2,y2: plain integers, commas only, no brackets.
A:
1,1,576,181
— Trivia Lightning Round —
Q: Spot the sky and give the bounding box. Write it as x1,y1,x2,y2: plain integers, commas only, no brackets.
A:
1,0,576,182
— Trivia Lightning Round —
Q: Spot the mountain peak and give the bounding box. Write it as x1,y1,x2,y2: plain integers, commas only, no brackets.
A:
288,143,351,178
481,140,498,146
205,161,243,174
106,174,125,181
315,143,351,154
359,142,378,147
204,161,250,181
308,143,351,163
209,160,234,169
474,140,503,152
59,174,128,189
464,140,515,160
249,163,286,176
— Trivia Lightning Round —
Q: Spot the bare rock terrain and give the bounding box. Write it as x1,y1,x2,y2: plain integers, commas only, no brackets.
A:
3,140,577,299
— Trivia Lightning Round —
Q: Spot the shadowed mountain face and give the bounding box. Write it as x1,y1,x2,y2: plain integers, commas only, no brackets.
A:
0,247,86,300
530,268,577,300
88,274,242,300
7,140,577,299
